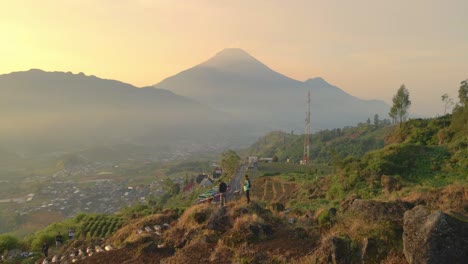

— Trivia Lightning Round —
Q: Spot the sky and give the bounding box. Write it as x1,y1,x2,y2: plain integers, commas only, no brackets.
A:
1,0,467,116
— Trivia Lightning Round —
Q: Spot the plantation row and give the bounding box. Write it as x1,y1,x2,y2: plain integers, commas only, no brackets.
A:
79,214,124,239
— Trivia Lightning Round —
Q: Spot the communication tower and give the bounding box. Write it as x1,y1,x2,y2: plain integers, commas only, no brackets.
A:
302,91,311,165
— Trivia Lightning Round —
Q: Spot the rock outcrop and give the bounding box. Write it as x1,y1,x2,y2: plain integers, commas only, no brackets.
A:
312,236,354,264
346,199,412,225
403,205,468,264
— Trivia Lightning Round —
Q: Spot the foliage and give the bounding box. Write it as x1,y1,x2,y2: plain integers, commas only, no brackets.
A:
441,93,455,115
221,150,241,177
22,213,123,251
78,214,124,239
361,144,450,179
248,125,392,164
162,178,180,196
390,84,411,126
0,234,19,253
458,79,468,107
385,116,451,145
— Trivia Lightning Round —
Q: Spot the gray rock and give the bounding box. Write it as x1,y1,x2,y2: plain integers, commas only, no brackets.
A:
403,205,468,264
347,199,412,225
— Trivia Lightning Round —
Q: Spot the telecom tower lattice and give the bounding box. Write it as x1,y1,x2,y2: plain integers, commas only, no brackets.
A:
303,91,311,165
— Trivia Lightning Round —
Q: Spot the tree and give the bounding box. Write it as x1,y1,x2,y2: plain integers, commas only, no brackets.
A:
272,155,279,162
373,114,380,127
441,93,454,115
389,106,398,124
391,85,411,127
162,178,180,196
221,150,240,177
366,118,371,126
458,79,468,107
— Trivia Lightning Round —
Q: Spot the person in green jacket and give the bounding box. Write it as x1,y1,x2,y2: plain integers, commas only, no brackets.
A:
243,175,251,203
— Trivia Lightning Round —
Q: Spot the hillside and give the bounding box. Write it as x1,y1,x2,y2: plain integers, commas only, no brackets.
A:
1,95,466,264
246,122,394,164
154,48,390,132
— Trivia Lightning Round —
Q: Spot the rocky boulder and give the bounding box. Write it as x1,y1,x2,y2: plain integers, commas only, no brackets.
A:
346,199,412,225
312,236,354,264
403,205,468,264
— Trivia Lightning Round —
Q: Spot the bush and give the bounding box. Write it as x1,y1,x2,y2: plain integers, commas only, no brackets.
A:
326,181,345,200
0,234,19,253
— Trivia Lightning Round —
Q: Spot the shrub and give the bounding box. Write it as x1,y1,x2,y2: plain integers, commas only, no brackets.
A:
0,234,19,253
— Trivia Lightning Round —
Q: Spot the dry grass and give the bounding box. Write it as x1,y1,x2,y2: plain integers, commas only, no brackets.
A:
232,213,264,230
401,184,467,214
160,241,211,264
174,203,213,229
109,212,175,248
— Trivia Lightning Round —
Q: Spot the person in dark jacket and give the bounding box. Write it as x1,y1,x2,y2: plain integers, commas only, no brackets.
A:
219,180,228,207
55,232,63,248
42,242,49,257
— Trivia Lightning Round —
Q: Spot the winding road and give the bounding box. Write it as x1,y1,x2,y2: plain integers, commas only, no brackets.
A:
227,164,246,200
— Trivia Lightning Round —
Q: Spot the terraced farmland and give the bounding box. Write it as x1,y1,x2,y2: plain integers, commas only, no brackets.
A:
252,177,298,204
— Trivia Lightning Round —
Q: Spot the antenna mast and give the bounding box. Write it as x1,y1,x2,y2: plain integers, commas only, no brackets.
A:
303,91,311,165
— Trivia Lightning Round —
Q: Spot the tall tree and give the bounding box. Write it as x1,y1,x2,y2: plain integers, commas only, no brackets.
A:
441,93,454,115
458,79,468,107
389,106,398,124
373,114,380,127
221,150,240,177
391,85,411,127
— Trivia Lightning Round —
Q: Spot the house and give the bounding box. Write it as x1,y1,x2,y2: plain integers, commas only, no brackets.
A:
259,157,273,163
213,168,222,178
248,156,258,168
196,174,209,184
199,177,214,187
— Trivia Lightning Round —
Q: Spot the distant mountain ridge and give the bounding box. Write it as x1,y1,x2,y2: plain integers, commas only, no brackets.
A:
0,69,238,155
1,49,391,156
154,48,390,132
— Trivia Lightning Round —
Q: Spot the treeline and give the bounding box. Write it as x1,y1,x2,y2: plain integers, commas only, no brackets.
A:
248,118,392,164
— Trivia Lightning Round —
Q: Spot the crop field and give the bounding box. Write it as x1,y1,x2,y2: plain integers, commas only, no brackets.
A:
251,177,298,204
79,214,125,239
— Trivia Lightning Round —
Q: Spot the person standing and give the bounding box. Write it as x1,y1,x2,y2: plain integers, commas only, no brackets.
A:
218,180,228,207
42,242,49,257
55,232,63,248
243,175,251,203
68,228,75,240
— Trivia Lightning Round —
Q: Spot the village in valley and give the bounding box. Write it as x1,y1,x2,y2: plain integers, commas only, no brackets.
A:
1,156,237,233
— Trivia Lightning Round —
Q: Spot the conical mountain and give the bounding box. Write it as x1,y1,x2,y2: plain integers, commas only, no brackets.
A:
154,48,389,131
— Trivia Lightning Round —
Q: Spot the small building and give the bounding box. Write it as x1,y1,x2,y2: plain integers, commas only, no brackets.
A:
196,174,209,184
259,157,273,163
213,168,222,179
199,178,214,187
248,156,258,168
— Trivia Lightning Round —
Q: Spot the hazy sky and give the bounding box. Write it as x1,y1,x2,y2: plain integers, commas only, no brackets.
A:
1,0,467,116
